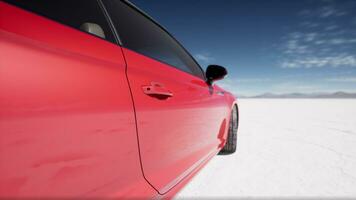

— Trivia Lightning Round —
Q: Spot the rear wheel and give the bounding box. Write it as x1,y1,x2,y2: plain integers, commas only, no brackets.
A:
219,105,238,155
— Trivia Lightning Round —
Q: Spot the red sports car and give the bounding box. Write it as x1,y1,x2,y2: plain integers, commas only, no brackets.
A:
0,0,239,199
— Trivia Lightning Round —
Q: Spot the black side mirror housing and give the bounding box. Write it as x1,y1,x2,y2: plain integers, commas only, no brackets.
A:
205,65,228,85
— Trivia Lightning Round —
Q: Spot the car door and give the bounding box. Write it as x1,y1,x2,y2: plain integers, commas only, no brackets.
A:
0,1,156,198
103,1,230,194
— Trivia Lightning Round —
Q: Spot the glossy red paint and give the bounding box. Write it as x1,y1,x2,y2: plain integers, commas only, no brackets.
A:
0,3,156,199
0,1,238,199
161,149,218,200
123,48,231,194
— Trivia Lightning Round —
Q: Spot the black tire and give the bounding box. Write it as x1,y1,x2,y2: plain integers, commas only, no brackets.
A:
219,104,238,155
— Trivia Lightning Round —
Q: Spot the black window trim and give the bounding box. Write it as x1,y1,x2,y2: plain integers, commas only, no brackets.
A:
97,0,122,45
100,0,207,81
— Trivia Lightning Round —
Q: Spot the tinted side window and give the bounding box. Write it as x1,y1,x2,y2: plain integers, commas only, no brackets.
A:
3,0,116,43
102,0,204,79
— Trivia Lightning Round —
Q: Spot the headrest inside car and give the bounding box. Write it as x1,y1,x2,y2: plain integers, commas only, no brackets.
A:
80,22,106,39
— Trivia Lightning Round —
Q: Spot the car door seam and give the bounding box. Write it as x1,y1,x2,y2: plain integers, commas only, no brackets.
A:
119,46,161,195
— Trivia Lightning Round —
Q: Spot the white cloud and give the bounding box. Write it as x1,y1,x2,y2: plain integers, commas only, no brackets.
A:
329,38,346,44
319,6,347,18
314,40,326,45
282,33,355,56
300,21,319,28
236,78,271,83
299,5,348,19
279,1,356,70
325,25,338,31
281,62,298,68
194,53,214,63
281,55,356,68
326,77,356,82
305,33,318,42
284,38,310,54
327,38,356,45
289,32,303,39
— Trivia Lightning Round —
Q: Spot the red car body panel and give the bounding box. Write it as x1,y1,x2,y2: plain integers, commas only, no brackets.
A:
123,48,230,194
0,1,237,199
0,3,157,199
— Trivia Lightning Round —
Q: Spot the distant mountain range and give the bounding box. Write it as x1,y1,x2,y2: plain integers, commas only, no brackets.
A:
239,92,356,99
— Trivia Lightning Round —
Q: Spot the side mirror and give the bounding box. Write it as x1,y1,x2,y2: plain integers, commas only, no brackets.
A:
80,23,106,39
205,65,228,85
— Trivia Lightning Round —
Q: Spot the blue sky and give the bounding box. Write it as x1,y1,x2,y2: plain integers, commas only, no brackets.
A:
132,0,356,96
